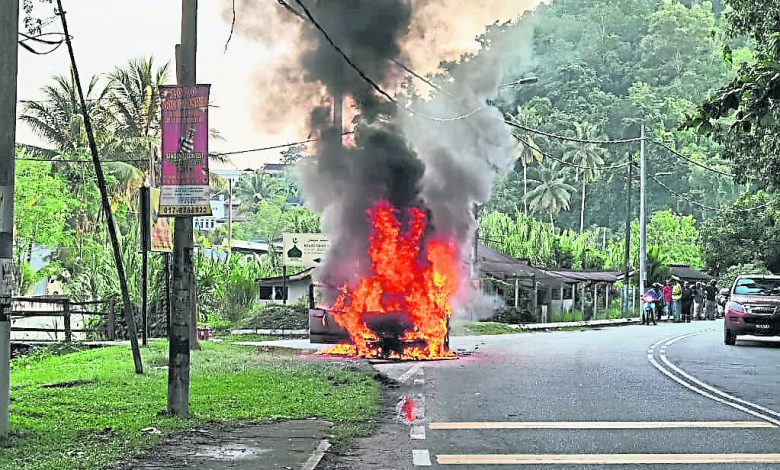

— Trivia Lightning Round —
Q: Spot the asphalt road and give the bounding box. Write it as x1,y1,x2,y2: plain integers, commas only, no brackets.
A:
333,320,780,469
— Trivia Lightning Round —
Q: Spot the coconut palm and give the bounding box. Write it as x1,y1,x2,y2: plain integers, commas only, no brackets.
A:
21,72,110,152
525,161,576,227
105,57,170,161
234,173,286,211
513,135,543,214
563,122,608,233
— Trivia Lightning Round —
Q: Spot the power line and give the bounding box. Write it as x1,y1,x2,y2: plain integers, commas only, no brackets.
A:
209,131,355,157
290,0,397,104
506,120,643,145
649,139,736,178
513,134,630,172
646,171,777,213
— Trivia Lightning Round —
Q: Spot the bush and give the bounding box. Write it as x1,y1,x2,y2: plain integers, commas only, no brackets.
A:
239,303,309,330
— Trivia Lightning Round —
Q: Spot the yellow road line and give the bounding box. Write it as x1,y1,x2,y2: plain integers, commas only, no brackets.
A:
436,454,780,465
429,421,776,430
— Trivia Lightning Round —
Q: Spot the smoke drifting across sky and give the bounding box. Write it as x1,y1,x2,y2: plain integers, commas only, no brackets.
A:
222,0,539,138
227,0,538,309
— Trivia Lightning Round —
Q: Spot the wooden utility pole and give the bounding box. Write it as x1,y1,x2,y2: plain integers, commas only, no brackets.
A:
0,0,19,441
57,0,144,374
168,0,198,417
227,179,232,260
140,184,150,345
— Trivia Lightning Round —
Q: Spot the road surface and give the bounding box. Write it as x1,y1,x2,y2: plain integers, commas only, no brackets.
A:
322,320,780,469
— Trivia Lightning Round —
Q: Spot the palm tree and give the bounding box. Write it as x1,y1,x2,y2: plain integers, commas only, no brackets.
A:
526,161,576,227
563,122,607,233
105,57,170,162
513,135,543,215
234,173,285,210
21,72,110,152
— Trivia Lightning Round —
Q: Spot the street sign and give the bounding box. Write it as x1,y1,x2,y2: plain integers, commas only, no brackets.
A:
283,233,329,267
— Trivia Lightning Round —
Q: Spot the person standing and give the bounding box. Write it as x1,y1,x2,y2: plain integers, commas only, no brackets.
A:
681,282,693,323
662,281,673,321
693,282,704,320
671,280,682,322
704,279,718,321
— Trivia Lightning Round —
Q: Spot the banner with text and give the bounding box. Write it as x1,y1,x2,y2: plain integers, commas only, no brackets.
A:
150,188,173,252
159,84,212,216
283,233,330,267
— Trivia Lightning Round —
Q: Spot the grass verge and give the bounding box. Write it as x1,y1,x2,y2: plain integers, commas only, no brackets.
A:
450,321,523,336
3,341,381,470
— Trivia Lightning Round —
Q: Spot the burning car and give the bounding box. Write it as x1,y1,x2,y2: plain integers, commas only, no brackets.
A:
309,200,456,360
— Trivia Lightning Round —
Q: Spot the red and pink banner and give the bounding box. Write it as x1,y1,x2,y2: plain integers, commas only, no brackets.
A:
159,84,212,216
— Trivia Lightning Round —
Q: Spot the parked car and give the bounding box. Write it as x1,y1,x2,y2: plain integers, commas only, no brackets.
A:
723,275,780,345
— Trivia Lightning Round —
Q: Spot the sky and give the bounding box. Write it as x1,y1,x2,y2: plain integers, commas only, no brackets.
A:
15,0,542,170
16,0,283,170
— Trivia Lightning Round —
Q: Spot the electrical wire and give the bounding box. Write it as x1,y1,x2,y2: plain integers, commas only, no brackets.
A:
646,171,778,213
291,0,397,104
513,134,630,172
209,131,355,157
649,139,737,178
506,120,643,145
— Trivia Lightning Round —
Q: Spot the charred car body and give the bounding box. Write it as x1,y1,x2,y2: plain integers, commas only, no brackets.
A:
308,283,450,358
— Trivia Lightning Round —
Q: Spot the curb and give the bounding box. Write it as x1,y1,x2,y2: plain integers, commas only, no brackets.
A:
230,328,308,336
302,439,331,470
513,317,641,331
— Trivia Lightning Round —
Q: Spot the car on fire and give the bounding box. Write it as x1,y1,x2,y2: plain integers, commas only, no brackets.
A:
723,275,780,345
308,282,451,356
308,283,349,344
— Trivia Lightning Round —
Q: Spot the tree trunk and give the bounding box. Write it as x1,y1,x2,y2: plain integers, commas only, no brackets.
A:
522,160,528,215
549,213,555,229
580,178,586,234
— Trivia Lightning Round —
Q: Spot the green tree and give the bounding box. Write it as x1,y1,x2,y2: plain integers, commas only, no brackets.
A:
525,161,576,227
563,122,607,233
700,192,780,274
234,173,286,212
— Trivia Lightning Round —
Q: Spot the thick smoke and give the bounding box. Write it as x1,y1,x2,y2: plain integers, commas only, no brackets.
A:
227,0,537,309
223,0,540,138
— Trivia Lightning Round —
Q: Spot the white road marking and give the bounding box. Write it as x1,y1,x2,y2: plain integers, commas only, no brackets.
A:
428,421,775,430
436,453,780,465
414,378,425,385
648,330,780,427
412,449,432,466
398,364,422,383
410,425,426,440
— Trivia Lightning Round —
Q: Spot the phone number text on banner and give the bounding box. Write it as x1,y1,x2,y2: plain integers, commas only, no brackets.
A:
159,84,212,217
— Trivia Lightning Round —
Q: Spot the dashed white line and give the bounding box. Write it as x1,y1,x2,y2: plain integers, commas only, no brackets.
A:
398,364,422,383
412,449,432,466
410,425,426,440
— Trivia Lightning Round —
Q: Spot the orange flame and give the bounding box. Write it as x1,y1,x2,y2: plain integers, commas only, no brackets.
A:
324,200,459,360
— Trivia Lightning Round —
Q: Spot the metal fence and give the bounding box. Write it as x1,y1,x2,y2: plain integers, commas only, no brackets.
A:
10,296,116,342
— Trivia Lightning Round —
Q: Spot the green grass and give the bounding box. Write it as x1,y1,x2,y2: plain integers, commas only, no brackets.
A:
215,333,279,343
3,341,381,470
450,321,523,336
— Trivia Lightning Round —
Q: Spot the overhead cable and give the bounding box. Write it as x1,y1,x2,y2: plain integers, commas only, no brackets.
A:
649,139,736,178
646,171,778,213
513,135,630,172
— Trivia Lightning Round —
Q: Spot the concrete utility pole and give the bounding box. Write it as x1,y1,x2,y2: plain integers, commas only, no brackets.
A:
168,0,197,417
622,152,633,317
638,125,647,304
0,0,19,441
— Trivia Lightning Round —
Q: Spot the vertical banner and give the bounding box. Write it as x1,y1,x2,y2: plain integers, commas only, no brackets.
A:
159,84,212,216
150,188,173,252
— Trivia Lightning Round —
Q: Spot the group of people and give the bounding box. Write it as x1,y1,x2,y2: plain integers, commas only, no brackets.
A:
642,279,719,325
